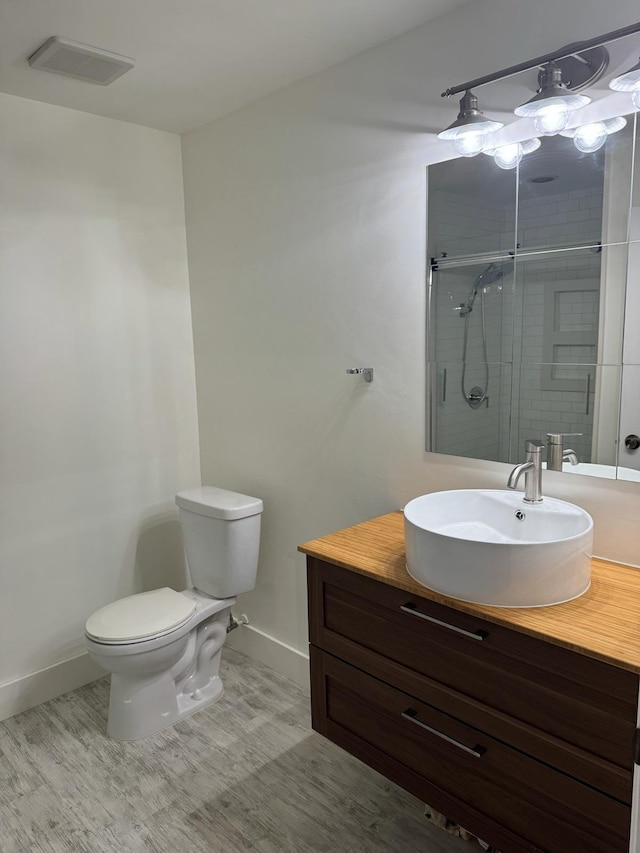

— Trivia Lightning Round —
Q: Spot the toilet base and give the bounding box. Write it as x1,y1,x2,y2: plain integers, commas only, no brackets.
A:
177,674,224,718
107,671,225,741
100,602,232,741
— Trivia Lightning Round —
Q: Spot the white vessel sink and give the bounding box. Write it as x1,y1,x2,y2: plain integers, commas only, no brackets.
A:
404,490,593,608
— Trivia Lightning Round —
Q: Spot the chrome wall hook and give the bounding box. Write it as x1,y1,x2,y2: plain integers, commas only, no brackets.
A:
346,367,374,383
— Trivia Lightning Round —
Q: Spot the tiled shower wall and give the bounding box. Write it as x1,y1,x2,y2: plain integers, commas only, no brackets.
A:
429,190,512,462
513,187,603,462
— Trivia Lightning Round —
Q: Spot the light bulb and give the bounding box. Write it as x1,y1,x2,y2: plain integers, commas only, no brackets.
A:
560,116,626,148
493,143,523,170
534,105,570,136
453,129,486,157
483,137,540,168
573,122,608,153
634,90,640,110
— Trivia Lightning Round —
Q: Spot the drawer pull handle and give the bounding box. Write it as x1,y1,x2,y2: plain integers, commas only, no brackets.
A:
400,603,488,641
402,709,486,758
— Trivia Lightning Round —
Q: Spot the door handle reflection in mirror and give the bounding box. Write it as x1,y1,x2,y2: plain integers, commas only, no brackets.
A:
625,434,640,450
400,603,488,640
401,709,486,758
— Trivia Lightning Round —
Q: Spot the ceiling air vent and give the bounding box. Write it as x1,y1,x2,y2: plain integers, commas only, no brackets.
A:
28,37,135,85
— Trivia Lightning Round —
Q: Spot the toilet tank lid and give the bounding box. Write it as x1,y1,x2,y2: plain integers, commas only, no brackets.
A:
175,486,263,520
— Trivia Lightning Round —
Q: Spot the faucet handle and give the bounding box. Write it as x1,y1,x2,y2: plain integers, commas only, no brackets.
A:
524,439,545,453
547,432,582,444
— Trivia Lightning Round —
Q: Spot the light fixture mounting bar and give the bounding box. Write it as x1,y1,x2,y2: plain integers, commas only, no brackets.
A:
440,20,640,97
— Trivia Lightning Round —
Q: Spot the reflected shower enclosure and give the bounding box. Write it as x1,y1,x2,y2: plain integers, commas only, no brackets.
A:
426,127,634,469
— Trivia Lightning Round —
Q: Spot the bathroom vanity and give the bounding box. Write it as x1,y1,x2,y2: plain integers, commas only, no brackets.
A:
299,512,640,853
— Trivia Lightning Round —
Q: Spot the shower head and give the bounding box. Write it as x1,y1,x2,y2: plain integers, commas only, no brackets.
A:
459,260,514,316
474,260,514,290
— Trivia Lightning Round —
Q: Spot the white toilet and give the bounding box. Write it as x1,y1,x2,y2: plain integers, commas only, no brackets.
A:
85,486,263,741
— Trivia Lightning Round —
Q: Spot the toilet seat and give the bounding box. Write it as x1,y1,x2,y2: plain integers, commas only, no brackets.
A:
85,588,196,644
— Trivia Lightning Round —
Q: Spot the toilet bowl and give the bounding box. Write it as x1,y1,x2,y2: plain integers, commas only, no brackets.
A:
85,487,263,741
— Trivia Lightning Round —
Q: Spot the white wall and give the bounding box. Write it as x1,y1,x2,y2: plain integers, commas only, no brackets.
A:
182,0,640,684
0,93,200,718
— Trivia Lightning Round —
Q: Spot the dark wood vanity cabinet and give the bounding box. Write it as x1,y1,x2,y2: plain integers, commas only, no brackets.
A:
307,557,639,853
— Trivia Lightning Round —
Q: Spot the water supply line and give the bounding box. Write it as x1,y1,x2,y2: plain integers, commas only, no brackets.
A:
227,612,250,633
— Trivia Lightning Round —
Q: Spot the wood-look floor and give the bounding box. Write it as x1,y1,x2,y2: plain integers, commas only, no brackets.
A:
0,649,472,852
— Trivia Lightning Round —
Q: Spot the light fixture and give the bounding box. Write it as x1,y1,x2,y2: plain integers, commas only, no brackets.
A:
560,116,627,152
483,138,541,170
438,23,640,154
437,90,503,157
514,62,591,136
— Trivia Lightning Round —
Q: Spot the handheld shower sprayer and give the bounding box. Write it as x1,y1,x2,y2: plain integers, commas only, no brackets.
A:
459,261,513,317
460,259,514,408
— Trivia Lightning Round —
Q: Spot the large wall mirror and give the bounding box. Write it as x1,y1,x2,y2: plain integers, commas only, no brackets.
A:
426,112,640,482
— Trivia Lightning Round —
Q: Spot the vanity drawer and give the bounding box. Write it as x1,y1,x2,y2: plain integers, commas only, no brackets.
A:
312,649,631,853
308,559,638,774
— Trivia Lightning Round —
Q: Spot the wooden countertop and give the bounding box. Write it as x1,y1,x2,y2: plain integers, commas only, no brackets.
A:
299,510,640,673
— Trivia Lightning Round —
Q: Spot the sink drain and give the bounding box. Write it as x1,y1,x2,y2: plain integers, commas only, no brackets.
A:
514,510,526,521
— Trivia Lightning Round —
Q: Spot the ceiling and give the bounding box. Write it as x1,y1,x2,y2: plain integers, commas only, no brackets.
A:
0,0,471,134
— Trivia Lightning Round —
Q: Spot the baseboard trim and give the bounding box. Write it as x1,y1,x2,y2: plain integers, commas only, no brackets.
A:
0,652,106,723
0,628,309,723
227,623,310,694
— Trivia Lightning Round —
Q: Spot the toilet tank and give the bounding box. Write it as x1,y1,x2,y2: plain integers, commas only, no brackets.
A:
175,487,263,599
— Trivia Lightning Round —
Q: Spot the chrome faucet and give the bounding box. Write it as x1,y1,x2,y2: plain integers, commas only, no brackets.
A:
546,432,580,472
507,439,544,503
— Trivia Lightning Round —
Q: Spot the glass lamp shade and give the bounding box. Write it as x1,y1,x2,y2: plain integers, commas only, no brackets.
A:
485,138,541,170
560,116,627,152
452,129,487,157
573,122,608,152
493,142,523,169
534,106,571,136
